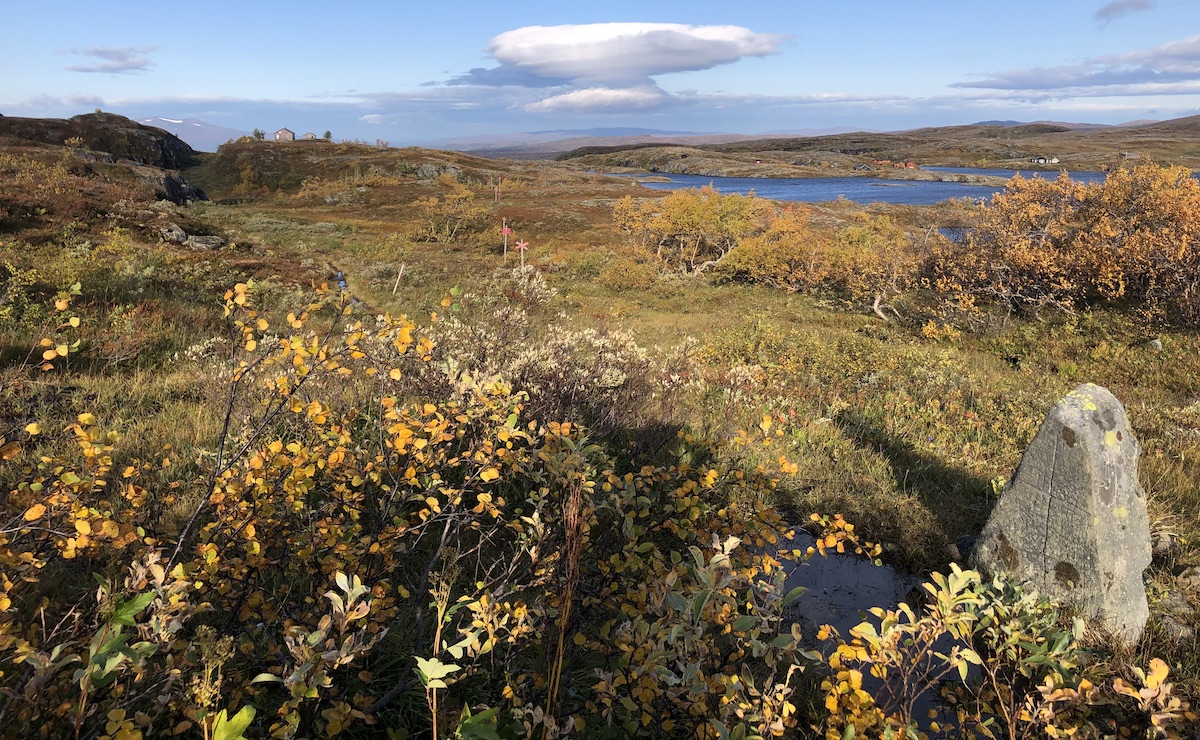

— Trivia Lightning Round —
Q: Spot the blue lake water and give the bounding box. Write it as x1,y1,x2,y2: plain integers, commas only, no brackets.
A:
631,168,1109,206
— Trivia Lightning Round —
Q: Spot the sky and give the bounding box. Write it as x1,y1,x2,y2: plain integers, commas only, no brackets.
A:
3,0,1199,146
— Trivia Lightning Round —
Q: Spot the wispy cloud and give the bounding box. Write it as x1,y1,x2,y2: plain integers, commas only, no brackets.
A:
65,45,158,74
952,35,1200,92
446,23,786,113
1095,0,1155,25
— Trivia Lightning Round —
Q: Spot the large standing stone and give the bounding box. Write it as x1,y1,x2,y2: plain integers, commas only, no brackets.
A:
972,383,1151,643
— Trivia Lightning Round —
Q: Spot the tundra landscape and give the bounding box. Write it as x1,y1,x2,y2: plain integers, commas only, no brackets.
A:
5,2,1200,737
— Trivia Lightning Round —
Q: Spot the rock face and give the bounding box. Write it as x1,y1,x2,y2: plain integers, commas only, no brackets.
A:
0,112,198,169
972,383,1151,643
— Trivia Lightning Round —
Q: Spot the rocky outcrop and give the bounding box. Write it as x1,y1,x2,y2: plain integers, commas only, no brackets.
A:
0,112,198,169
183,235,226,250
128,165,206,204
972,383,1151,643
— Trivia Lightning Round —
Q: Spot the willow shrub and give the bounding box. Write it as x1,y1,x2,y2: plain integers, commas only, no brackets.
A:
930,162,1200,327
0,281,848,738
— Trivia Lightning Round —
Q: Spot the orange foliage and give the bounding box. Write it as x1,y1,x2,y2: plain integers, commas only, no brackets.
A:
931,162,1200,325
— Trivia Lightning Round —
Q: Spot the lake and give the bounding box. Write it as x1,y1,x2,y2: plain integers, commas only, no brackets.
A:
632,167,1108,206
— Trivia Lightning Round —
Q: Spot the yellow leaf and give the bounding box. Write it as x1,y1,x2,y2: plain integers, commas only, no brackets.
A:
479,468,500,482
55,298,69,311
69,316,80,328
245,339,257,351
100,520,120,538
42,349,58,361
75,519,92,535
389,368,403,380
55,344,68,357
78,413,96,426
23,504,46,522
25,422,41,436
1145,658,1170,689
0,441,20,460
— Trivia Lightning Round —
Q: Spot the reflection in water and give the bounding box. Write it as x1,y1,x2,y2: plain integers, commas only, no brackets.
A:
781,530,919,637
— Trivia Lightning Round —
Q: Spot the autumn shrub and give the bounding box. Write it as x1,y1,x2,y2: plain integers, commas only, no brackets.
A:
408,175,491,243
818,565,1198,739
597,255,659,292
1,277,848,738
717,206,833,292
929,162,1200,327
720,208,923,315
613,186,769,274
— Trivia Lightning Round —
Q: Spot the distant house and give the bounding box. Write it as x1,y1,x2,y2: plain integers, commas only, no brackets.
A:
302,132,317,140
1030,156,1060,165
274,128,295,142
1120,151,1142,160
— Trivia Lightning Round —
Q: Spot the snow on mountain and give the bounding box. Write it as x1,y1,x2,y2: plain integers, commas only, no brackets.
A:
140,117,248,152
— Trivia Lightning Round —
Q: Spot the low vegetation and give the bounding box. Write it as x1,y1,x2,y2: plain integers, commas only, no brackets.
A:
2,120,1200,737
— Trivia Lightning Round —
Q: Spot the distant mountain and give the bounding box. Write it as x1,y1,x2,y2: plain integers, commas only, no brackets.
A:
435,128,796,159
140,117,248,152
969,119,1160,131
758,126,869,136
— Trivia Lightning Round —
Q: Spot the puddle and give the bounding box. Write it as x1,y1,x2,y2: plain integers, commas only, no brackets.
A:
778,530,960,733
780,530,922,637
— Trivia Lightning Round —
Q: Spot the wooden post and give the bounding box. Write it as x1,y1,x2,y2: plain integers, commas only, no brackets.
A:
392,263,406,295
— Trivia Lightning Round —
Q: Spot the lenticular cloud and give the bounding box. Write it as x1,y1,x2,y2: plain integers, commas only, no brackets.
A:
449,22,786,112
488,23,784,86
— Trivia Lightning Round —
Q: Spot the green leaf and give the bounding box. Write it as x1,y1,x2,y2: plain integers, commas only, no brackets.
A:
457,706,502,740
841,725,856,740
782,586,807,607
771,634,795,649
667,592,688,613
732,615,756,632
711,719,730,740
212,706,256,740
691,589,712,624
112,591,156,627
415,656,461,683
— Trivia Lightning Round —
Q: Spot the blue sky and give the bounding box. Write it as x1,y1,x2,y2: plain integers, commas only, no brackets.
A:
3,0,1199,145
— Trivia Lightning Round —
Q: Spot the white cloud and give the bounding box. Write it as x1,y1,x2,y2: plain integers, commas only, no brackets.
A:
448,23,786,113
487,23,784,86
65,45,158,74
360,114,385,123
953,34,1200,92
525,87,668,113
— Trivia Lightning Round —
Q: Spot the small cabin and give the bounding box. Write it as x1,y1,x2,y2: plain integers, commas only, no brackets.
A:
301,132,317,140
274,128,295,142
